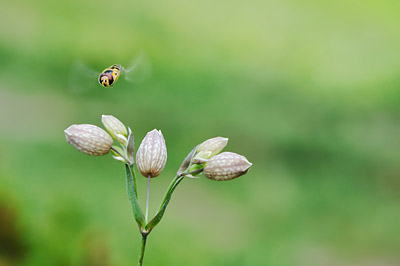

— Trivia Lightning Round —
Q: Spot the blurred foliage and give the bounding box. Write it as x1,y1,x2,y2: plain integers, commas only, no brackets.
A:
1,0,400,265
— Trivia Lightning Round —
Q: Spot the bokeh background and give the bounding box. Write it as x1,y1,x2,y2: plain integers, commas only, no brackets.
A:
1,0,400,265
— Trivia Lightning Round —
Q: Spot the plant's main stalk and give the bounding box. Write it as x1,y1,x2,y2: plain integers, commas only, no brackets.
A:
138,232,148,266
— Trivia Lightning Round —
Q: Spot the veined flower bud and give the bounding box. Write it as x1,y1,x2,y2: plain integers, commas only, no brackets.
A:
64,124,113,156
197,137,228,159
204,152,252,181
136,129,167,178
101,115,128,138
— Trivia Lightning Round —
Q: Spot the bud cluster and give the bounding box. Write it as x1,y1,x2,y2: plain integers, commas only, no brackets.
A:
64,115,135,165
65,118,251,181
64,115,168,178
179,137,252,181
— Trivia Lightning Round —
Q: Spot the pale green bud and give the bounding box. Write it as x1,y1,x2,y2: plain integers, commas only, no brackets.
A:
126,127,135,165
64,124,113,156
192,151,212,164
197,137,228,159
110,146,127,163
101,115,128,139
203,152,252,181
115,133,128,147
136,129,167,178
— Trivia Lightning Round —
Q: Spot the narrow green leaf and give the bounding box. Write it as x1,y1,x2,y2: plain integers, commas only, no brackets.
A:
130,165,138,200
145,175,185,231
125,164,145,227
176,145,198,176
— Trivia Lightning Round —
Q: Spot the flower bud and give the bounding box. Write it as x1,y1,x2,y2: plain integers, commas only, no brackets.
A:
192,151,212,164
197,137,228,159
110,146,127,163
126,127,135,165
101,115,128,138
64,124,113,156
203,152,252,181
136,129,167,178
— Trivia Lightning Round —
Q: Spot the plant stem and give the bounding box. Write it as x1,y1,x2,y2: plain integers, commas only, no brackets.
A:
146,174,151,222
138,233,148,266
179,168,204,177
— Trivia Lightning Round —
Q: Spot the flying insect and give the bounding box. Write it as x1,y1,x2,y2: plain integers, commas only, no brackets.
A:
99,64,122,87
68,51,151,93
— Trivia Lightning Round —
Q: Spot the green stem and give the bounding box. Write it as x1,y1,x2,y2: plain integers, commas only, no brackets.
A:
181,168,204,176
138,233,148,266
158,175,183,212
146,174,151,222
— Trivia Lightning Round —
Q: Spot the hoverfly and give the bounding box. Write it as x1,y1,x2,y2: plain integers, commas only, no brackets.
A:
68,51,151,93
98,64,122,87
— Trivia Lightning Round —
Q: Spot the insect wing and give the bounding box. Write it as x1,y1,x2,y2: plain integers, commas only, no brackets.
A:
68,60,99,94
124,50,152,84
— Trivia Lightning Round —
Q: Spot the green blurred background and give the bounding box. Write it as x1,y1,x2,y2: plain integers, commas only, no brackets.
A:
1,0,400,265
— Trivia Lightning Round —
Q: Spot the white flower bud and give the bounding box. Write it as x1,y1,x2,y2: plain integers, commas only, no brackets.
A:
101,115,128,138
64,124,113,156
197,137,228,159
136,129,167,178
203,152,252,181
